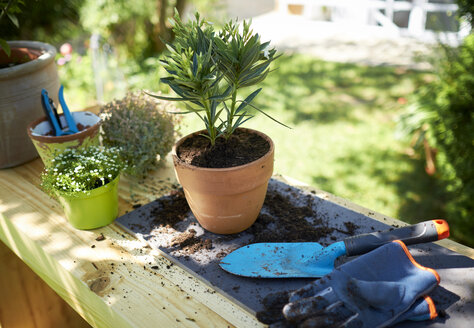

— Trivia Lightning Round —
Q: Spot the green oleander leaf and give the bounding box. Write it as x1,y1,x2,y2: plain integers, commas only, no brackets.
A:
153,11,287,145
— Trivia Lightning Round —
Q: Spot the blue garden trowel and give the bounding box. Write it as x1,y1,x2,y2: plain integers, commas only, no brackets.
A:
41,85,78,136
219,220,449,278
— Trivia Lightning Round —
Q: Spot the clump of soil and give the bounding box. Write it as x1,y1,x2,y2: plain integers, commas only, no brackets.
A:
177,129,270,168
148,186,342,255
150,189,190,229
170,229,213,253
44,123,90,136
247,191,334,243
95,233,106,241
148,188,214,255
77,123,89,131
343,221,358,235
256,290,289,324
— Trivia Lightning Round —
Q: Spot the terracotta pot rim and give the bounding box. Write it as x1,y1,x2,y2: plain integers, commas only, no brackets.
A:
0,41,56,80
172,127,274,172
26,111,101,143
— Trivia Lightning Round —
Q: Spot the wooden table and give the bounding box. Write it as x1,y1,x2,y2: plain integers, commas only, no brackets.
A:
1,156,473,328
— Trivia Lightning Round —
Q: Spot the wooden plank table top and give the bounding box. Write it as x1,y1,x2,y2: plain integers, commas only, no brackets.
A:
1,156,473,328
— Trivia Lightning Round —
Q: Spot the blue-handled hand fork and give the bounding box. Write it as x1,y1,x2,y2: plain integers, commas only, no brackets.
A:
41,85,78,136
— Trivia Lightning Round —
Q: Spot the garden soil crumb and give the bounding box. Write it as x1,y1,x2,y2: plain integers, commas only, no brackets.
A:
150,189,190,229
146,186,343,255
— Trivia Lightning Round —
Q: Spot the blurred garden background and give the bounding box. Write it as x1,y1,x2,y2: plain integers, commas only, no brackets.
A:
1,0,472,246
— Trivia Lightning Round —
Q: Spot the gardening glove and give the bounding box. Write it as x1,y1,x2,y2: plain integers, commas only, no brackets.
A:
392,295,438,324
257,240,440,328
258,294,438,328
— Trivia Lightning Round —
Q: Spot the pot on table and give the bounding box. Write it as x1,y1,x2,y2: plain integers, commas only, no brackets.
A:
57,175,120,230
172,128,274,234
0,41,60,168
27,111,101,167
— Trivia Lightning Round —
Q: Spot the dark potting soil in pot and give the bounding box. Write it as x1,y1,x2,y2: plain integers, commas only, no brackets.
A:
43,123,90,136
177,129,270,168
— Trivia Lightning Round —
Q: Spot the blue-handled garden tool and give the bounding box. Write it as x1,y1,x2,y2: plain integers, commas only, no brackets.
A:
41,85,78,136
219,220,449,278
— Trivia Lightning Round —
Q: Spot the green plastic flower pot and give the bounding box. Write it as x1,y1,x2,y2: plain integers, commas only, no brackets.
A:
57,175,120,230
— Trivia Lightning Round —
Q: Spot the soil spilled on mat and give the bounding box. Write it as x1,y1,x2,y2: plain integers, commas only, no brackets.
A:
148,186,353,255
170,228,213,253
247,191,334,243
150,189,190,229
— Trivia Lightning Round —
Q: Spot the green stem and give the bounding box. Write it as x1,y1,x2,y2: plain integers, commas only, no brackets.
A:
202,97,216,146
226,88,237,138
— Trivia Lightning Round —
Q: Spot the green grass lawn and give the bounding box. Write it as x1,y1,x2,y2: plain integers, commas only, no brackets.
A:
180,54,450,228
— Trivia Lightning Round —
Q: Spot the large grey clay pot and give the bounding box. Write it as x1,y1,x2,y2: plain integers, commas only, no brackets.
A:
0,41,60,168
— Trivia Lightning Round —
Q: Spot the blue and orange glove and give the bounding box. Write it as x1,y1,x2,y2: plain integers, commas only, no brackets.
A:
257,240,440,328
393,295,438,324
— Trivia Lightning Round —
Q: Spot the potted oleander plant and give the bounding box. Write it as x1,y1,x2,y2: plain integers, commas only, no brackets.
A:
41,146,125,230
149,12,287,234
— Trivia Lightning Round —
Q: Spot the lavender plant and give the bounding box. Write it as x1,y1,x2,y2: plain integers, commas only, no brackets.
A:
100,92,179,178
41,146,125,197
149,12,287,146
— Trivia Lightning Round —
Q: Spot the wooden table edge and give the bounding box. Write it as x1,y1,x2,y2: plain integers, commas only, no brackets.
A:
1,162,472,328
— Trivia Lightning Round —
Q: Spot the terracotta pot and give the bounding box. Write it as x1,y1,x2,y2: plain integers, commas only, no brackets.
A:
0,41,59,168
172,128,274,234
27,111,101,167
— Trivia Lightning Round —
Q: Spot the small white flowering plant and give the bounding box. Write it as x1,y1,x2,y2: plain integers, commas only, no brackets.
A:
41,146,125,197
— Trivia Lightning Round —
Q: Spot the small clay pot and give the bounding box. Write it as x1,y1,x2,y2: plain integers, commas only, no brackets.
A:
27,111,101,167
172,128,274,234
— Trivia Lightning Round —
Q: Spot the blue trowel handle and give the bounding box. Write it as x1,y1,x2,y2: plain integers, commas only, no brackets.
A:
344,220,450,256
